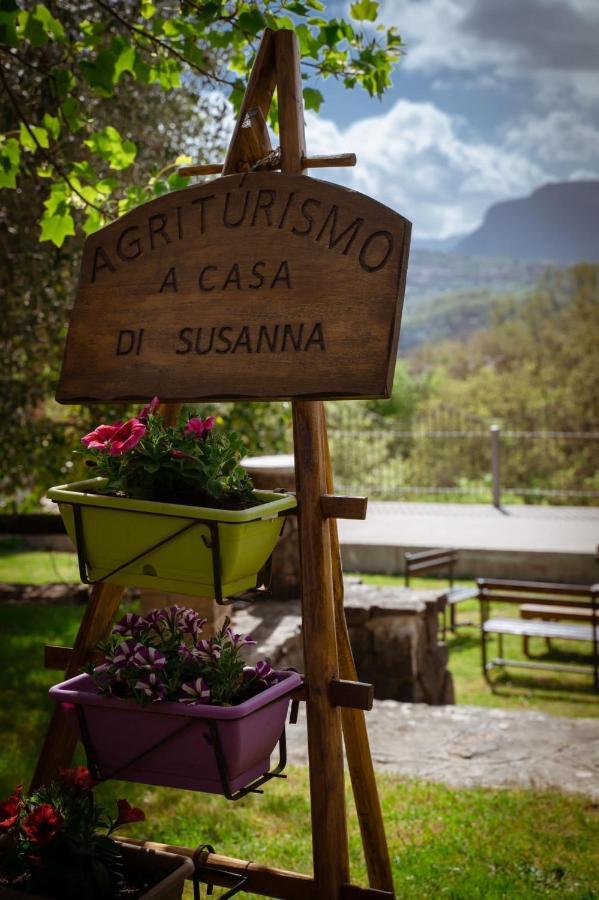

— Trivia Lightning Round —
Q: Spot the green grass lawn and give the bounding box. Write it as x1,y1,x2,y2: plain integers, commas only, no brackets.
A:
0,539,79,584
357,573,599,719
1,603,598,899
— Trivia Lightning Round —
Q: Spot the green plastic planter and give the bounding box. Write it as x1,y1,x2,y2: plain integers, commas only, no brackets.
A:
47,478,296,599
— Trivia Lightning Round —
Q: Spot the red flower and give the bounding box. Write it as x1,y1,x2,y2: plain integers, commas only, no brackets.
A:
58,766,94,791
115,799,145,826
138,396,160,421
81,422,122,450
184,416,216,439
0,785,22,829
109,419,146,456
22,804,62,845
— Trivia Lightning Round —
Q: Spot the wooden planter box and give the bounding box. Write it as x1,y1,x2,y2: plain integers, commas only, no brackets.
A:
0,842,194,899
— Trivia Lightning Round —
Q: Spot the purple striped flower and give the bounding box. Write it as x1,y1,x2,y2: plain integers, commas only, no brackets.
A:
245,661,278,686
225,627,256,648
113,613,145,637
179,609,207,637
111,640,143,668
179,677,211,704
134,672,168,701
131,645,167,670
191,639,221,662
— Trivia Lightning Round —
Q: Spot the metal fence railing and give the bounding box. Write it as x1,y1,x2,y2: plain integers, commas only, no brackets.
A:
326,407,599,506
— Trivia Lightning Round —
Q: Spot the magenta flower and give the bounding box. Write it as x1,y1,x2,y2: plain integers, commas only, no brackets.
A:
81,423,122,450
108,419,146,456
138,396,160,421
179,677,211,704
184,416,216,439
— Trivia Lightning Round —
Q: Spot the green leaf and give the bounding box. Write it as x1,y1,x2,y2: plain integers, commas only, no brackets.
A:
43,180,69,216
19,122,49,151
80,49,117,96
350,0,379,21
20,9,47,47
302,87,323,112
52,67,75,99
113,41,136,81
40,207,75,247
237,7,268,35
0,7,19,46
32,4,65,41
61,98,84,132
140,2,156,18
0,137,20,188
42,113,60,141
84,126,137,171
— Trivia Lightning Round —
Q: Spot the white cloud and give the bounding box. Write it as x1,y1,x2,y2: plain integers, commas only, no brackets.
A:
504,110,599,166
380,0,599,107
304,102,549,239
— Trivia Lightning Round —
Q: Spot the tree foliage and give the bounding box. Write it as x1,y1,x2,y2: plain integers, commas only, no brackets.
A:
0,0,403,246
0,1,403,511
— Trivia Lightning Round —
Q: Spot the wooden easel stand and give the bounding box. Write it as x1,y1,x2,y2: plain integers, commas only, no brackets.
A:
31,28,395,899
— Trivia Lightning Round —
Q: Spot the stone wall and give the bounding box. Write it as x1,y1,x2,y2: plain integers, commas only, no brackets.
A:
236,581,454,705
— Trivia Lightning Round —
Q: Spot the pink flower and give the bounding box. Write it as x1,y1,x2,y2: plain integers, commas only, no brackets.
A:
108,419,146,456
138,396,160,421
170,449,195,461
185,416,216,439
81,423,122,450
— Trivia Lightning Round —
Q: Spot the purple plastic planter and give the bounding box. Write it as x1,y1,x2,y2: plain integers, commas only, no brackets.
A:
49,670,302,796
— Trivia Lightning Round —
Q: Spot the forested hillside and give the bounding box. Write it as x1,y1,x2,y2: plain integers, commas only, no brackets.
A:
328,264,599,503
408,264,599,430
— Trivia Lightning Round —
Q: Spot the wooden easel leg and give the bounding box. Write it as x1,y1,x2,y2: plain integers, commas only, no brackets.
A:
293,399,350,899
323,409,395,894
30,581,124,790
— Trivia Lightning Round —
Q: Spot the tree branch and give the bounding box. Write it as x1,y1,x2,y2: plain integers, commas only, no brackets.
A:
93,0,235,88
0,66,104,214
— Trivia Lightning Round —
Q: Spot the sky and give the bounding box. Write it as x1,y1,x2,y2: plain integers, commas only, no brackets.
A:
300,0,599,241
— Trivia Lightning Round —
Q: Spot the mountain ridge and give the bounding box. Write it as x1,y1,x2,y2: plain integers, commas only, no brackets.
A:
453,181,599,263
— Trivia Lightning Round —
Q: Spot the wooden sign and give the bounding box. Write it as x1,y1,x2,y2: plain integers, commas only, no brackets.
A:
57,171,411,403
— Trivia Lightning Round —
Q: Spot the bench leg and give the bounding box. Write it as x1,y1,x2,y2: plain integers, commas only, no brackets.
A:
523,635,530,657
450,603,456,632
481,631,491,685
498,632,504,660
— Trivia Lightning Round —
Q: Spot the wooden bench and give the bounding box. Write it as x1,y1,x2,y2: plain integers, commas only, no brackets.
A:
478,578,599,690
404,548,477,637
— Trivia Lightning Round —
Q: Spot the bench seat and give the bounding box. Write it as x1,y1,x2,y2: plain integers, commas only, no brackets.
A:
483,617,598,643
520,603,595,623
444,586,478,606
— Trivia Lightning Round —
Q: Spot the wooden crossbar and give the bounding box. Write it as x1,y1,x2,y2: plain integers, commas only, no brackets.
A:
116,839,393,899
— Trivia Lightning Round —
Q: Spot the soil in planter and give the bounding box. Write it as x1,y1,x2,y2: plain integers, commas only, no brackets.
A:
0,872,162,899
93,487,265,511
